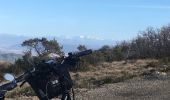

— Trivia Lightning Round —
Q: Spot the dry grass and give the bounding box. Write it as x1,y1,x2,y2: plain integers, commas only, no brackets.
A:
5,84,35,98
71,59,169,88
0,61,11,69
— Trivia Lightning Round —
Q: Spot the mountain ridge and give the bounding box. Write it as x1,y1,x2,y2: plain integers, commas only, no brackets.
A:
0,52,22,63
0,34,115,53
0,33,115,62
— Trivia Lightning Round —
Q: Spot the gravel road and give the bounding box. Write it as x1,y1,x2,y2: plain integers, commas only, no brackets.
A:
75,72,170,100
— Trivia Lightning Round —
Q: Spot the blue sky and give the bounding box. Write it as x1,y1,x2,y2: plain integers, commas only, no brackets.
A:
0,0,170,41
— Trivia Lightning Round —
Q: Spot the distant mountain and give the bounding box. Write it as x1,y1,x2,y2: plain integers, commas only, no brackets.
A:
0,34,28,54
0,33,116,62
0,34,115,54
0,52,22,63
44,35,115,53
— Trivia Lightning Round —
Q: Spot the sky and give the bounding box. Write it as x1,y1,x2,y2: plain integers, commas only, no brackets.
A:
0,0,170,41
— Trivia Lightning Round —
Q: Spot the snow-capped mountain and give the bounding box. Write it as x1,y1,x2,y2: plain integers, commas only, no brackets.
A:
0,34,115,54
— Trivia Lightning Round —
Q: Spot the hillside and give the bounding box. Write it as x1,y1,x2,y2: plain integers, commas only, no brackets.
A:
0,52,22,63
6,72,170,100
71,59,169,88
5,59,170,100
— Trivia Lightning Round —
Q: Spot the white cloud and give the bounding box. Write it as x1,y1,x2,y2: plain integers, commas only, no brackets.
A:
87,36,104,40
79,35,85,39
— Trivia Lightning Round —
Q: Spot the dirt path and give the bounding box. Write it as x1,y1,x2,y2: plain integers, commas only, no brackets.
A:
75,72,170,100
